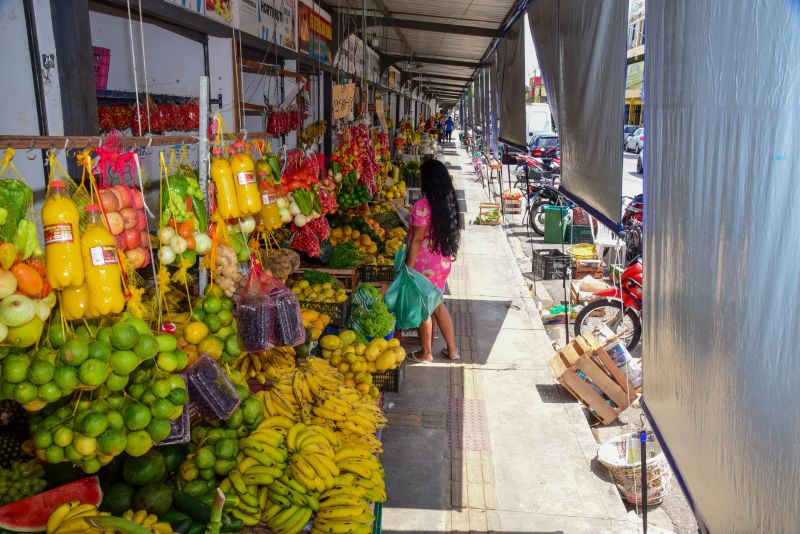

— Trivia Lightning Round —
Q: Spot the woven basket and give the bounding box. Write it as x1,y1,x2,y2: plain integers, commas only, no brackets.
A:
597,431,672,505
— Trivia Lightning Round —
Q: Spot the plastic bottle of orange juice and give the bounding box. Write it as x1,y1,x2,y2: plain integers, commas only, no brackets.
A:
81,205,124,316
211,147,240,219
42,181,84,289
229,141,261,215
257,159,281,230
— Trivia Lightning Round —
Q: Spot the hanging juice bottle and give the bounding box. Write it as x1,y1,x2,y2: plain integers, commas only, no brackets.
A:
42,180,84,289
81,204,124,316
257,157,282,230
211,147,240,219
60,284,88,320
229,140,261,215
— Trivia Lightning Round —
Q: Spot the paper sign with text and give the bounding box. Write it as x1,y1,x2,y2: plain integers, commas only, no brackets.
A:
374,93,388,133
332,83,356,120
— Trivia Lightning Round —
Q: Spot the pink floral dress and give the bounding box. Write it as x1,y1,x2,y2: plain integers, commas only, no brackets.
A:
410,198,452,291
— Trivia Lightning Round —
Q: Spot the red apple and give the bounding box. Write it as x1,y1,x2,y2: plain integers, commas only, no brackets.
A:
136,209,147,231
123,228,141,249
114,185,133,208
99,189,120,212
140,231,150,249
131,190,144,209
125,247,145,269
139,247,151,269
105,212,125,236
114,234,126,251
121,208,138,230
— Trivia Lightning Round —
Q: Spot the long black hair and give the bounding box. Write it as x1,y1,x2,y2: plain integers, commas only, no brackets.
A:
420,159,460,257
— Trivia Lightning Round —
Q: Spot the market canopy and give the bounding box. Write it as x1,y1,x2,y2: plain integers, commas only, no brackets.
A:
528,0,627,228
496,16,527,150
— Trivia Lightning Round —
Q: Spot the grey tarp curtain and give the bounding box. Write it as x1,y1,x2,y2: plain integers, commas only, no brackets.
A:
474,72,483,128
644,1,800,531
487,58,498,154
528,0,627,227
497,16,527,149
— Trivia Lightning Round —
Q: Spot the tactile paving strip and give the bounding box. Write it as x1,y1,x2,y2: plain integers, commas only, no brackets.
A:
450,309,474,337
447,399,490,450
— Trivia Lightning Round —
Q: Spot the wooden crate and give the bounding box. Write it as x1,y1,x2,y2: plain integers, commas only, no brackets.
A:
295,267,359,289
478,202,501,225
572,258,604,279
503,199,523,214
548,333,637,425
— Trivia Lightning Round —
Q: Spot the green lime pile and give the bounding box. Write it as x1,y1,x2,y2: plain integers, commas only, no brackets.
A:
175,384,263,497
0,460,46,505
0,315,186,412
182,287,242,364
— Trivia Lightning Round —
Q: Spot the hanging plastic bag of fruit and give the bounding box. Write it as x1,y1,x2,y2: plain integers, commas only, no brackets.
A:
234,262,304,351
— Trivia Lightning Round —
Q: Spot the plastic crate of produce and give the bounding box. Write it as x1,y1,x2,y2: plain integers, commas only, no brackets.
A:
531,249,571,280
299,297,351,327
372,502,382,534
358,264,395,282
372,358,406,393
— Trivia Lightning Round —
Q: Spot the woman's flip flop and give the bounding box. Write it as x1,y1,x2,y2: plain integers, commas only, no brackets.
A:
410,351,433,364
442,347,460,361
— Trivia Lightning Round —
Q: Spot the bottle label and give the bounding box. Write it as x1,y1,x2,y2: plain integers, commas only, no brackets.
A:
89,245,118,266
44,223,74,244
237,171,256,186
261,192,278,204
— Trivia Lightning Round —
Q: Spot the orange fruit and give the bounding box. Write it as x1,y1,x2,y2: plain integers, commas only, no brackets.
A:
11,264,43,297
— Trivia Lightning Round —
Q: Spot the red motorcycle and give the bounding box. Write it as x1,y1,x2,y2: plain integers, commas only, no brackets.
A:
574,260,642,350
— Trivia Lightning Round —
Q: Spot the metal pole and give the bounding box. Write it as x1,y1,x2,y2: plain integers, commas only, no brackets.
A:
641,430,648,533
198,75,210,294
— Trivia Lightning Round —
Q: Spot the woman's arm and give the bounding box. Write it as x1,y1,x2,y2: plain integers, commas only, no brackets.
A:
405,224,426,268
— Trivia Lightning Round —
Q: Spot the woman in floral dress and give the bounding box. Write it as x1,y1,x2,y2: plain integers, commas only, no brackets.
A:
406,159,462,362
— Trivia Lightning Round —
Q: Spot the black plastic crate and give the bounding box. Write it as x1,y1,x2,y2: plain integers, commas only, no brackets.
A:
358,264,395,282
567,225,594,244
372,358,406,393
298,297,351,327
531,249,571,280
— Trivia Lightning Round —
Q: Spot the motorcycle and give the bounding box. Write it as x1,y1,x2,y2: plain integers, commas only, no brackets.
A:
622,194,643,264
574,259,642,351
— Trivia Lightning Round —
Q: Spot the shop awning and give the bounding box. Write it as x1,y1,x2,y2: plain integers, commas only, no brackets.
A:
497,16,527,150
528,0,627,228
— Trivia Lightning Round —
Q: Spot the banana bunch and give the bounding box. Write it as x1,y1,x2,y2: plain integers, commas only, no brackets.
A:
119,510,173,534
236,346,296,384
311,474,378,534
311,386,387,439
258,380,301,420
292,358,344,403
220,426,288,526
286,422,340,492
262,498,314,534
46,501,107,534
334,452,386,503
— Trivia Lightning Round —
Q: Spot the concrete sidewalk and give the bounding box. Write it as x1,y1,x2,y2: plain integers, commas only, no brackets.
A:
380,141,634,534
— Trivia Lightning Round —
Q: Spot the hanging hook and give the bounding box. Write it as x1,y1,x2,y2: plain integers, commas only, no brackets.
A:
63,138,70,151
146,136,153,149
97,137,103,148
26,149,37,161
29,139,36,150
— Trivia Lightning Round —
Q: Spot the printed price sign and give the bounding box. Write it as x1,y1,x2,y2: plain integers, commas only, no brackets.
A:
332,83,356,120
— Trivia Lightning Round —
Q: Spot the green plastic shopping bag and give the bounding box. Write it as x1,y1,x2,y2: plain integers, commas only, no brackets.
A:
384,245,444,329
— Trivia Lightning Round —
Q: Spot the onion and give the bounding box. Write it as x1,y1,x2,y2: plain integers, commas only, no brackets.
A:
293,214,307,227
239,216,256,235
158,226,176,245
159,246,176,265
279,208,292,223
194,233,212,255
276,197,289,209
289,202,301,216
169,235,187,254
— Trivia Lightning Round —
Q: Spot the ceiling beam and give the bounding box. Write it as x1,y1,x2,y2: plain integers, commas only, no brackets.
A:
413,74,473,83
340,15,502,38
384,54,480,69
420,81,467,89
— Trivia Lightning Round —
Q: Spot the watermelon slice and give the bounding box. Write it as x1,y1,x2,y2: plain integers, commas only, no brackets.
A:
0,476,102,532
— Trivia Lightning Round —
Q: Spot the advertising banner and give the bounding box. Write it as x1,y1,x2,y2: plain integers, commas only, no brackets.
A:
257,0,297,51
334,35,380,83
298,0,332,63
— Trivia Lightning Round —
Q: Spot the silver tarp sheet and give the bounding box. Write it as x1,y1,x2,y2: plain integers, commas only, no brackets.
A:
487,57,498,154
527,0,626,226
645,1,800,531
497,16,526,149
475,71,483,128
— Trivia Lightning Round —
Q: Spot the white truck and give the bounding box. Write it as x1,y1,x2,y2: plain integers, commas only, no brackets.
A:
526,103,554,141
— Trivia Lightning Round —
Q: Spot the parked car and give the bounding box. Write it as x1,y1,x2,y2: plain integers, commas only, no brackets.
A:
528,134,559,157
637,146,643,173
625,128,644,153
623,124,638,146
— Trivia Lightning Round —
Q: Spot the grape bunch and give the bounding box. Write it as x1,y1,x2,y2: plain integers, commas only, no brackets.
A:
0,460,46,505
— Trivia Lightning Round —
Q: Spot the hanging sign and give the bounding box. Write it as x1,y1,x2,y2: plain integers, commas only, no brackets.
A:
334,35,380,82
332,83,356,120
375,93,388,133
298,0,332,63
260,0,297,51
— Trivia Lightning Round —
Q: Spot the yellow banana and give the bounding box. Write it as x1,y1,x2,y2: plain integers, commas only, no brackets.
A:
262,502,282,522
313,406,346,421
242,446,276,467
278,506,312,534
321,485,366,499
319,494,366,508
237,456,260,473
337,460,373,479
291,455,317,480
316,505,370,520
287,422,307,451
267,505,300,530
259,486,269,510
62,503,98,522
249,428,285,447
229,470,248,495
259,415,295,431
268,479,291,496
46,502,75,534
308,425,340,448
280,474,309,494
303,442,336,459
229,508,259,527
303,451,339,479
245,464,283,479
334,447,371,463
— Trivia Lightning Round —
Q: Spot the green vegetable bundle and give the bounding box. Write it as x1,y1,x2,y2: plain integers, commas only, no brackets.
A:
348,283,395,339
0,178,33,244
162,165,206,231
328,242,362,269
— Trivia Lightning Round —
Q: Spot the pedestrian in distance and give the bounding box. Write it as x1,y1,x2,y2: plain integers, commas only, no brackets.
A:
445,115,454,142
407,159,462,363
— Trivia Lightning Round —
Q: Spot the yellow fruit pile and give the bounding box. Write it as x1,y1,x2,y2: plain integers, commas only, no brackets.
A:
319,330,404,396
288,280,349,304
301,309,331,341
380,180,406,200
328,227,379,255
235,346,297,384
